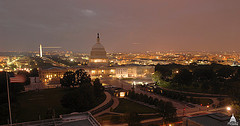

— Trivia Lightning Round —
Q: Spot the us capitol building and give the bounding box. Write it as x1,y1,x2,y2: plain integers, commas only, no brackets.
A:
39,33,154,84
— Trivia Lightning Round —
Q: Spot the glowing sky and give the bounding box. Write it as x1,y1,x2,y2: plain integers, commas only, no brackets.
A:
0,0,240,52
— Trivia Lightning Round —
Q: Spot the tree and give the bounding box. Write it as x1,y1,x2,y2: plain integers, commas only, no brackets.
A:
0,72,8,94
61,87,95,112
153,98,159,106
148,96,154,105
143,94,149,103
93,78,104,97
75,69,91,87
60,71,76,87
124,112,141,126
152,71,163,85
173,68,193,87
155,64,172,80
216,66,234,79
30,68,39,77
157,101,177,124
193,67,216,82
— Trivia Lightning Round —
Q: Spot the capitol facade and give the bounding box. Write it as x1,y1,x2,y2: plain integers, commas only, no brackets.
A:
89,33,108,66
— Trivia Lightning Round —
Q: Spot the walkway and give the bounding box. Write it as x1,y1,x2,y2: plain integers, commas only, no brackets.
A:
136,89,186,109
94,96,120,117
89,92,112,114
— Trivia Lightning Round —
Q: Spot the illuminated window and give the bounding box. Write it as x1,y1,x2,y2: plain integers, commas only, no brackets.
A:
120,92,125,98
110,69,115,73
92,59,107,63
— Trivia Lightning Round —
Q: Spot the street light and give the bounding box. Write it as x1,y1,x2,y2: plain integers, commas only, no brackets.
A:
226,106,231,111
226,106,232,116
206,105,210,111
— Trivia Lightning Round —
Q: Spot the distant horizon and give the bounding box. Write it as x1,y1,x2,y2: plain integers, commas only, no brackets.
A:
1,50,240,54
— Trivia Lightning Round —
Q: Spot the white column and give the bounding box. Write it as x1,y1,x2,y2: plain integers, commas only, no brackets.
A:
40,44,42,58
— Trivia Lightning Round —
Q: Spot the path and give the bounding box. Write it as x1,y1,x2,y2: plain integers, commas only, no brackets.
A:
93,96,120,117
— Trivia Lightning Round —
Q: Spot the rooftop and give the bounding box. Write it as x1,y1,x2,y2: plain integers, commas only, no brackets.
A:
0,112,101,126
184,113,238,126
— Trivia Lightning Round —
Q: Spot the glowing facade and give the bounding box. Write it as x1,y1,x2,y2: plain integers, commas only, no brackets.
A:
39,33,155,85
89,33,108,66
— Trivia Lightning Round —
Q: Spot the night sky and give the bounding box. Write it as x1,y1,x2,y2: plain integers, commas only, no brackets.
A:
0,0,240,53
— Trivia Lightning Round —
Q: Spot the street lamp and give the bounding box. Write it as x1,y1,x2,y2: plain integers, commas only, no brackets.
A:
206,105,210,111
226,106,231,111
226,106,232,116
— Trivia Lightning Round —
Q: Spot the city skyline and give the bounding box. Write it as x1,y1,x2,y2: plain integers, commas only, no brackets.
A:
1,0,240,52
1,1,240,126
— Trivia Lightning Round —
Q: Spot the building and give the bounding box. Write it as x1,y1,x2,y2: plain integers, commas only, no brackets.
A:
39,33,155,85
182,113,238,126
0,112,101,126
89,33,108,66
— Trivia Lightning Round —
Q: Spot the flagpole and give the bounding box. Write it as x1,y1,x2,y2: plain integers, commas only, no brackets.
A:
6,72,12,125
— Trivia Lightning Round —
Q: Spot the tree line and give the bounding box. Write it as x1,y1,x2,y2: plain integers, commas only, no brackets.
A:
154,63,240,94
127,91,177,124
154,63,240,118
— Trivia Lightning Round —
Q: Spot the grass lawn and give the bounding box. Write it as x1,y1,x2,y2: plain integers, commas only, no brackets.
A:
96,113,160,125
195,98,213,106
13,88,106,123
113,98,158,114
14,88,72,122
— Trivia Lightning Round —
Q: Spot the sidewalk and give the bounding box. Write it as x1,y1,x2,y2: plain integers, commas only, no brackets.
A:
89,92,112,113
94,96,120,117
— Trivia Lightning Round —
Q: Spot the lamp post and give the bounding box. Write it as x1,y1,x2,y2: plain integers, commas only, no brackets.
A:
226,106,231,116
6,72,12,125
206,105,210,111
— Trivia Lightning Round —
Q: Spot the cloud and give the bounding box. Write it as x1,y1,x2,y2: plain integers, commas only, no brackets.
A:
132,43,141,45
81,9,96,17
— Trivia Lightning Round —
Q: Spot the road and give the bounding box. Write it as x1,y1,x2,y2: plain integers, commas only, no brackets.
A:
102,79,187,109
101,78,221,116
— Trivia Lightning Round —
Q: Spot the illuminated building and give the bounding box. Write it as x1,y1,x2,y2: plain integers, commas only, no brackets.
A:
89,33,108,66
39,33,155,85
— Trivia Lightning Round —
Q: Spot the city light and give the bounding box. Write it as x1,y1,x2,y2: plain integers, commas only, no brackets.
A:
1,1,240,126
119,92,125,97
110,69,115,73
226,106,231,111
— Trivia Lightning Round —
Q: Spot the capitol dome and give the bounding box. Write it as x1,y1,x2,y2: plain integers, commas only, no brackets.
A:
92,42,105,49
89,33,108,66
